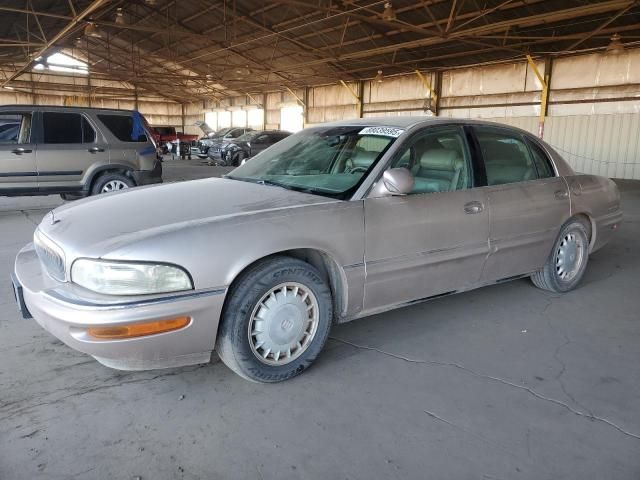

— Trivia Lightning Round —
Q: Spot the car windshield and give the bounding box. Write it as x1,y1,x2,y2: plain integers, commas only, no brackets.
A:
213,128,234,138
226,125,400,199
236,131,260,142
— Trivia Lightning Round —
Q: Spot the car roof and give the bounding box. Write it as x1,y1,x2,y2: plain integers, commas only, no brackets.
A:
318,116,538,138
0,104,138,115
318,115,518,130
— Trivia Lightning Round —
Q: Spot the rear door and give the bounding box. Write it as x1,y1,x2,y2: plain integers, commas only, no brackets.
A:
0,110,37,192
363,125,490,312
471,125,571,282
36,111,109,192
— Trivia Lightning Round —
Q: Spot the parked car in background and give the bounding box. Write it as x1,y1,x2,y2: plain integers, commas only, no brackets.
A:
149,125,198,155
200,127,253,159
0,105,161,199
218,130,292,166
12,117,622,383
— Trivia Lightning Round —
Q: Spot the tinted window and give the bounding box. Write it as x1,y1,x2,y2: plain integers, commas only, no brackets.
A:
390,126,472,194
228,126,397,198
98,114,147,142
0,113,31,144
475,127,536,185
527,138,555,178
82,117,96,143
43,112,83,144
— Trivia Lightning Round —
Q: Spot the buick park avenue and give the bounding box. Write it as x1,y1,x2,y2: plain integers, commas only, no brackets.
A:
12,118,622,382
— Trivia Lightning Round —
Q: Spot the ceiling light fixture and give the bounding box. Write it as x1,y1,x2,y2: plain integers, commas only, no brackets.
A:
606,33,624,55
115,8,125,25
382,2,396,21
374,70,384,83
84,22,103,38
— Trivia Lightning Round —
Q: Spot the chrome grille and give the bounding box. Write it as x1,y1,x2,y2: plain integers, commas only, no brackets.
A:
34,230,66,282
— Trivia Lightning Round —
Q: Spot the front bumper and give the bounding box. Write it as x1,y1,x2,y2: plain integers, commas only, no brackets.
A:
13,243,226,370
132,160,163,187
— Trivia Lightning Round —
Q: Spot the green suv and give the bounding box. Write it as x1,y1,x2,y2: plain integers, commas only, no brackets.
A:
0,105,162,198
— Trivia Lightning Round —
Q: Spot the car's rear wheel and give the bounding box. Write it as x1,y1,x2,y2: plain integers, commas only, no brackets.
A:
233,151,246,167
91,172,134,195
531,218,590,293
216,256,333,383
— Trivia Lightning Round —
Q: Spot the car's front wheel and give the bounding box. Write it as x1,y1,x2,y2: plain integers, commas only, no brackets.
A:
531,218,590,293
216,256,333,383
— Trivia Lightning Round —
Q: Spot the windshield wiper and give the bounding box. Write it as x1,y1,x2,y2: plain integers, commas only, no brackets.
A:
226,176,285,188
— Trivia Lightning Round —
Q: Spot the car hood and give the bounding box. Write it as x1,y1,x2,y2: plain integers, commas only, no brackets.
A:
38,177,337,259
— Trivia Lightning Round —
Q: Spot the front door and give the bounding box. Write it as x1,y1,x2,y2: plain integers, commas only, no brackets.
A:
363,125,490,313
471,126,571,282
0,110,37,192
36,111,109,192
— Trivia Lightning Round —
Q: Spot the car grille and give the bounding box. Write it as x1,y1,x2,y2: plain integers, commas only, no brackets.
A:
34,230,66,282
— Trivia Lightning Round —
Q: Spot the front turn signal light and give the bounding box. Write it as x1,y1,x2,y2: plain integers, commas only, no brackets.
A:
87,317,190,339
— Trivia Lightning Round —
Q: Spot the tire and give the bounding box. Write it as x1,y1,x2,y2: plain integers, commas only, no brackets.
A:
91,172,135,196
216,256,333,383
233,151,246,167
531,218,590,293
60,193,83,201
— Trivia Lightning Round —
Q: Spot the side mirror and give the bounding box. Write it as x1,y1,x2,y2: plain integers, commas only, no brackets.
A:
371,167,414,197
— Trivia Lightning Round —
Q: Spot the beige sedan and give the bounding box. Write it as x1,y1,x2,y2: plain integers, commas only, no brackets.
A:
12,118,622,382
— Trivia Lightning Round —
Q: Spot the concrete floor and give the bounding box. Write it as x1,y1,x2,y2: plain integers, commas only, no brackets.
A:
1,160,639,480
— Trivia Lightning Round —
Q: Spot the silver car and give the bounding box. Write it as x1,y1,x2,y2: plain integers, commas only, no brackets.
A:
12,118,622,383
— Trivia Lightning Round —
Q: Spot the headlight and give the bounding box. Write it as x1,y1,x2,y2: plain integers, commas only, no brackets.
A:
71,259,193,295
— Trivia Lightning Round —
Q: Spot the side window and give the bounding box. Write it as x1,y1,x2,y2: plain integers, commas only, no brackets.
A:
526,138,555,179
43,112,83,144
390,127,472,194
255,134,270,143
0,113,31,144
82,117,96,143
97,114,147,142
475,127,536,186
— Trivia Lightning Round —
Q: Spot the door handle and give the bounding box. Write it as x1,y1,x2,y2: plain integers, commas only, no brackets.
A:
464,201,484,214
11,147,32,155
554,190,569,200
88,147,105,153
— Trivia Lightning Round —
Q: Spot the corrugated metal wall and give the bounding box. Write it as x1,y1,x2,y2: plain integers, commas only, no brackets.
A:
7,48,638,178
483,115,640,179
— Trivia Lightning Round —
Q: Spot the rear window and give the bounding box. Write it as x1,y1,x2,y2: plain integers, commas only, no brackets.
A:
98,114,148,142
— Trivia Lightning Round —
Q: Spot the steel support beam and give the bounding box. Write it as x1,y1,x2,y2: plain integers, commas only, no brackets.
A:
1,0,109,88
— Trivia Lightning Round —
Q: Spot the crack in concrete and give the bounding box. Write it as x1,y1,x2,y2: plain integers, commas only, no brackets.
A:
542,298,595,417
19,209,41,226
0,365,207,422
330,337,640,441
422,409,545,474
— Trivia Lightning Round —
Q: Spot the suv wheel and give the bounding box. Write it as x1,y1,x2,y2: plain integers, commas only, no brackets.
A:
91,172,135,195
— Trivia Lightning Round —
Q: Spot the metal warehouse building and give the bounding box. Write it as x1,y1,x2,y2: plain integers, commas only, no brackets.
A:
1,2,640,480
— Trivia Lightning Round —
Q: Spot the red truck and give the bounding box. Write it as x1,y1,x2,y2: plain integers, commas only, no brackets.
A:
149,125,199,144
150,126,199,158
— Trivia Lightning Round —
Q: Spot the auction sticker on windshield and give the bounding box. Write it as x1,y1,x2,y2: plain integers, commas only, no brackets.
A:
358,126,404,138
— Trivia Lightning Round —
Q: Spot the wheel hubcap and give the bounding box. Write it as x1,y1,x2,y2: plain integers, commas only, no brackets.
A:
101,180,129,193
555,231,585,282
248,282,319,365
